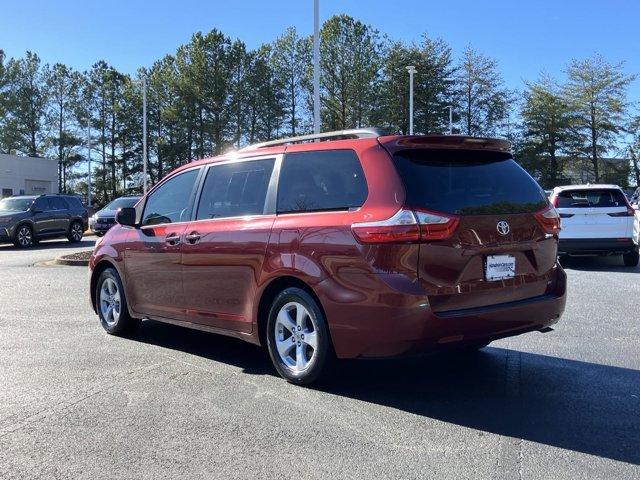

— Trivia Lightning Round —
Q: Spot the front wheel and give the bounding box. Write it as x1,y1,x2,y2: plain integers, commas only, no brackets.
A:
67,221,84,242
95,268,140,335
623,248,639,267
13,224,34,248
266,288,332,385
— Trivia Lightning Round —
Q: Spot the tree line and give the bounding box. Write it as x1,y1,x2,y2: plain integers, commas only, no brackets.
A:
0,14,638,205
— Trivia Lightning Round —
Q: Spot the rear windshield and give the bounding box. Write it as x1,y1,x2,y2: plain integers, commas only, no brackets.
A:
392,149,547,215
555,189,628,208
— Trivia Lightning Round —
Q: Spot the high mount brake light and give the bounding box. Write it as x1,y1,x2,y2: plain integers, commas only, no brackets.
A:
351,208,459,244
533,205,561,235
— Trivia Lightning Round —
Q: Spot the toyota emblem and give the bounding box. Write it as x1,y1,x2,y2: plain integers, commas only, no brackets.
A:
497,221,510,235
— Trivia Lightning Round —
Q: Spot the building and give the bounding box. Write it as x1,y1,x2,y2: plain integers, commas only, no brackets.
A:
0,154,58,198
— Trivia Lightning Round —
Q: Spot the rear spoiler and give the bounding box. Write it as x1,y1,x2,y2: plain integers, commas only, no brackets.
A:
378,135,511,154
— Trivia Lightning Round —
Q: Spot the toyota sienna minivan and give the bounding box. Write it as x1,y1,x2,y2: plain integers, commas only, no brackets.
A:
89,130,566,385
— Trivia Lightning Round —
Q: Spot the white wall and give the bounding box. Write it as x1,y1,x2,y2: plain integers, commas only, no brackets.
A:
0,154,58,197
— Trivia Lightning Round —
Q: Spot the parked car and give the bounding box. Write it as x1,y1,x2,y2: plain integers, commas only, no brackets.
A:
89,196,141,236
90,130,567,385
551,184,639,266
0,194,88,248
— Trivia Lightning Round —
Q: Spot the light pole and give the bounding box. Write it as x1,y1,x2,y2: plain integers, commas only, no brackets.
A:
142,75,148,194
313,0,320,134
446,105,453,135
406,65,416,135
86,121,92,208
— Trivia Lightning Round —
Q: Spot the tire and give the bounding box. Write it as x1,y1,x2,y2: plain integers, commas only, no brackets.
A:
266,287,332,385
67,221,84,243
13,224,34,248
623,248,639,267
95,268,141,335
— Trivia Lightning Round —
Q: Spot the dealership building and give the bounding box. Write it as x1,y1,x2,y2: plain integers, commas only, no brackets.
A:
0,154,58,198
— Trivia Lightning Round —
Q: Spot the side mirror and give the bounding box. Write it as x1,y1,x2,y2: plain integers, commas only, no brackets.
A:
116,207,137,227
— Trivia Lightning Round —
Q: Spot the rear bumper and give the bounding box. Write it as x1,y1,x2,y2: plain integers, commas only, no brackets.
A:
558,238,636,255
321,265,567,359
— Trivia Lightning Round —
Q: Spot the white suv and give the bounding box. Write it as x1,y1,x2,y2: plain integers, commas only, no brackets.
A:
551,184,639,266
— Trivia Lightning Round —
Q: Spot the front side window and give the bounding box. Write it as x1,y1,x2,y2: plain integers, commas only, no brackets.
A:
277,150,367,213
49,197,68,210
196,159,275,220
33,198,51,212
142,169,200,226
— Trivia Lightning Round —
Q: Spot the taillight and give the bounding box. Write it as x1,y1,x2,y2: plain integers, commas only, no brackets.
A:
413,208,460,240
351,209,420,244
608,207,635,217
351,208,459,244
551,195,559,207
534,205,561,235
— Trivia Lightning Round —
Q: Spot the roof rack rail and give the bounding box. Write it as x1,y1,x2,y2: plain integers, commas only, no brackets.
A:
238,128,386,152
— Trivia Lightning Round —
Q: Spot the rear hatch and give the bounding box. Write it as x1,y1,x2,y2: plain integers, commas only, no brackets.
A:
553,188,633,239
391,148,558,313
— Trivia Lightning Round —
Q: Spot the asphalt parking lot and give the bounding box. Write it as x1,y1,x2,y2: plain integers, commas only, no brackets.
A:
0,240,638,479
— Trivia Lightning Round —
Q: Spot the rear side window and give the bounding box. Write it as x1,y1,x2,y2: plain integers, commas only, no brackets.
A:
393,149,547,215
65,197,85,209
142,169,200,226
555,189,628,208
277,150,367,213
196,159,275,220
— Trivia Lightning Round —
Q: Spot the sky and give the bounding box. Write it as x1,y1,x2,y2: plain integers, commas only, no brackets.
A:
1,0,639,102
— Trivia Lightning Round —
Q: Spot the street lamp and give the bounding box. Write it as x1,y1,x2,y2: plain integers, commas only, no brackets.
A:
142,75,148,194
406,65,417,135
446,105,453,135
313,0,320,134
86,121,92,208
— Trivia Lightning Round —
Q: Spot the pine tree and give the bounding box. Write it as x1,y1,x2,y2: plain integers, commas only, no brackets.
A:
565,54,635,182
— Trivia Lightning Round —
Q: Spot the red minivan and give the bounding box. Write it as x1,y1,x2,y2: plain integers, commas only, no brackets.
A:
89,130,566,385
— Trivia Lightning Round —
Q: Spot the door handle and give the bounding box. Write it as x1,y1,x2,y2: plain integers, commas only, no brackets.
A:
185,232,201,244
165,233,181,246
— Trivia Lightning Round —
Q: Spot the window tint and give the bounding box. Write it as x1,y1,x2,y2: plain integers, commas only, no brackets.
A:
49,197,68,210
65,197,85,209
277,150,367,213
33,198,50,211
393,149,547,215
556,189,628,208
196,159,274,220
142,169,199,226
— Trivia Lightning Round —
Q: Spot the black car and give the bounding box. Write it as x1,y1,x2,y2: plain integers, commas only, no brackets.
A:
89,196,141,236
0,194,88,247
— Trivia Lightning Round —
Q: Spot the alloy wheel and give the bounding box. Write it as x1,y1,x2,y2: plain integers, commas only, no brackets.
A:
71,222,83,241
99,278,121,326
17,227,32,247
274,301,318,372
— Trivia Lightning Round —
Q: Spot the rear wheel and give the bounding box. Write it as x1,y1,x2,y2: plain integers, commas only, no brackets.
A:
95,268,140,335
13,224,34,248
67,221,84,242
623,248,639,267
266,287,331,385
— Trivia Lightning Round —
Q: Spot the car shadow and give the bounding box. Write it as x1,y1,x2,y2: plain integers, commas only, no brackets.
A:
0,238,96,251
132,320,639,465
560,255,640,273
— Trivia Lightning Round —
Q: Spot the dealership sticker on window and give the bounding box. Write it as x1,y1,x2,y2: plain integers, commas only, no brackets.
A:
485,255,516,281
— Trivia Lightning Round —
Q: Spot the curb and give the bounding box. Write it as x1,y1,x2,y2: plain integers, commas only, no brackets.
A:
53,253,91,267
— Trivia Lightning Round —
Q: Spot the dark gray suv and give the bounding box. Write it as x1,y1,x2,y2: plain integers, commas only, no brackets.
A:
0,194,88,247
